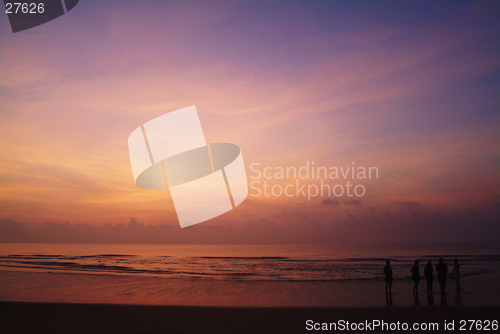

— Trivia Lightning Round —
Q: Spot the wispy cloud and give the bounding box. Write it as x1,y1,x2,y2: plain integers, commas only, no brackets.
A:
0,1,498,240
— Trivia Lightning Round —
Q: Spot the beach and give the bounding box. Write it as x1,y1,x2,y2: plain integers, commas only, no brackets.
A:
1,243,499,332
1,243,500,307
2,302,499,334
1,269,499,333
1,269,499,307
1,0,499,332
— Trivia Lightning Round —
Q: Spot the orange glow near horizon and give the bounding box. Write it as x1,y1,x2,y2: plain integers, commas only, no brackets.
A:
0,1,498,242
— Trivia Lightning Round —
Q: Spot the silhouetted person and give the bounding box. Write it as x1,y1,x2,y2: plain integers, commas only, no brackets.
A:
451,258,461,289
436,258,448,294
455,287,462,305
427,291,434,305
384,260,393,294
386,293,393,306
441,292,448,305
424,261,433,294
411,260,420,295
413,292,420,305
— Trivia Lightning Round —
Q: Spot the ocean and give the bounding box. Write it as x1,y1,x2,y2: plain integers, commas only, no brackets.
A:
1,242,498,281
0,242,499,307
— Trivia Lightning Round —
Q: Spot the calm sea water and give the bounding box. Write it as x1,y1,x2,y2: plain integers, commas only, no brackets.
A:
1,242,499,282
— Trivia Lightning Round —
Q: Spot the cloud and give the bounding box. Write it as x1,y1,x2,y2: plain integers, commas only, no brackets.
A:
292,212,307,219
343,200,363,207
320,198,340,207
0,0,498,239
2,201,499,244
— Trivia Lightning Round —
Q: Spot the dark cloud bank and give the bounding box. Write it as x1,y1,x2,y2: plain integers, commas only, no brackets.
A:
1,202,499,244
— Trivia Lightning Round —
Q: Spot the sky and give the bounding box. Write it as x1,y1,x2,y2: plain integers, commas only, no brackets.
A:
0,0,499,243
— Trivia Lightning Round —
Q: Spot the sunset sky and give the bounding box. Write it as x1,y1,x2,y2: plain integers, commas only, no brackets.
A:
0,0,499,242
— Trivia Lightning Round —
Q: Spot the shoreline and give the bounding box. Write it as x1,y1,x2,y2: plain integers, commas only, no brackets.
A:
2,269,499,307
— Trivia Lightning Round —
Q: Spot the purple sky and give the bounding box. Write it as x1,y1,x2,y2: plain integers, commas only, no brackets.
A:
0,1,499,242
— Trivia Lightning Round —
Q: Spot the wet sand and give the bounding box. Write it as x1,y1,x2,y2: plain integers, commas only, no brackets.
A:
1,269,499,307
1,269,499,333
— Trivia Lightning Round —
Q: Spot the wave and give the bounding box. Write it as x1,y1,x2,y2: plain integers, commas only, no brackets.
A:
0,253,498,282
0,254,136,260
196,256,288,260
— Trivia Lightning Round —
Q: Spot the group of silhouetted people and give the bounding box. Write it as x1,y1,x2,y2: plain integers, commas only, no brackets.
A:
384,258,461,296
